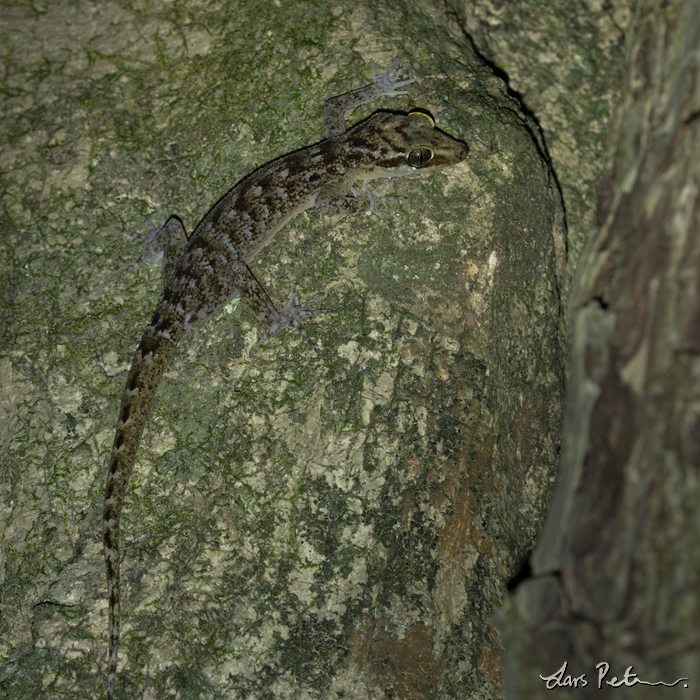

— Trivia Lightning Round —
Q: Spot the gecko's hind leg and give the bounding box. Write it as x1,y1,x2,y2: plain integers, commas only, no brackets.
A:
117,207,189,290
118,206,167,263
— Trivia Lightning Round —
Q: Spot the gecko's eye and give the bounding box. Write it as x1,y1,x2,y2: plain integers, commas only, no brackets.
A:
406,147,434,168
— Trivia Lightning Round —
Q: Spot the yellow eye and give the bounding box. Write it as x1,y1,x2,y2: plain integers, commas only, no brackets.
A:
406,147,434,167
409,111,435,127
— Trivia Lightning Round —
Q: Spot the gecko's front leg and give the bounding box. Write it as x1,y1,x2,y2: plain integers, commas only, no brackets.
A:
315,179,404,227
323,57,415,137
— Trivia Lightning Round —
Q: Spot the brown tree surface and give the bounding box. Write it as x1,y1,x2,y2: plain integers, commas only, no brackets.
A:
499,1,700,697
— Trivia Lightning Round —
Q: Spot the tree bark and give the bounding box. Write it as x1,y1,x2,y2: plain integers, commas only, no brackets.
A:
498,0,700,696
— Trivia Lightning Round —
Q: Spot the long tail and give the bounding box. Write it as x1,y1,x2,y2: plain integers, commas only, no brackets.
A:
103,306,184,699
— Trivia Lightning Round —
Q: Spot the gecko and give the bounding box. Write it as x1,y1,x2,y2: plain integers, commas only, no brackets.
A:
102,57,467,699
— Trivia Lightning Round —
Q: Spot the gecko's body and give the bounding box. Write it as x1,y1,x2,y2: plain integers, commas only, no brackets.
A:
103,59,466,699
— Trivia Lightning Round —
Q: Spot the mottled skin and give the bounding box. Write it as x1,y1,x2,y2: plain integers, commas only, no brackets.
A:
103,58,467,699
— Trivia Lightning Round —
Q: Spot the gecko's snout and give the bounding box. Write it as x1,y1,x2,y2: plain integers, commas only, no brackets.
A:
454,139,469,162
441,141,468,167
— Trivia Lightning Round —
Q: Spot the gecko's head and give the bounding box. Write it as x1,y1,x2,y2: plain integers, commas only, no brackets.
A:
349,111,468,179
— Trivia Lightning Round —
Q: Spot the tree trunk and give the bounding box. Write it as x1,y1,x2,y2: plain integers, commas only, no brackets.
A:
498,1,700,696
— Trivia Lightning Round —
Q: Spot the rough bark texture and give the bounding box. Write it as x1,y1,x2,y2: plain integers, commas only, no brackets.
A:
498,0,700,696
448,0,631,318
0,1,566,698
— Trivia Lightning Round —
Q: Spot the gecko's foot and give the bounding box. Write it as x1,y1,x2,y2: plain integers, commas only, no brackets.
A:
371,57,415,97
349,181,404,228
116,206,167,263
249,292,334,357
